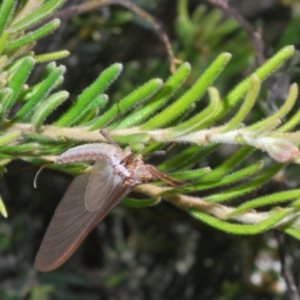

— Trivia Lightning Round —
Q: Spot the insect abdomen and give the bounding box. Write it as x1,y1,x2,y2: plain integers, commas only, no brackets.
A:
56,143,120,164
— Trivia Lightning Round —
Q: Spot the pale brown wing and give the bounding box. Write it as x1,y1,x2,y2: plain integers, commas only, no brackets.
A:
35,174,132,272
84,159,122,212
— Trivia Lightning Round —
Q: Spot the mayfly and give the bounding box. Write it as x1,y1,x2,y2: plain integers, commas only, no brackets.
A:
35,131,180,272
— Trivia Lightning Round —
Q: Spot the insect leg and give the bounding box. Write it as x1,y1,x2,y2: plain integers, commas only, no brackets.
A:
99,129,120,147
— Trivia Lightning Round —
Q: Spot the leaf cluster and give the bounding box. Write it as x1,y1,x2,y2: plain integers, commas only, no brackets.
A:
0,0,300,244
0,2,300,298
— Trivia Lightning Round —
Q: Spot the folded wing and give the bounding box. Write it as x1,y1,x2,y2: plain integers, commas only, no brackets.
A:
84,159,122,212
35,171,131,272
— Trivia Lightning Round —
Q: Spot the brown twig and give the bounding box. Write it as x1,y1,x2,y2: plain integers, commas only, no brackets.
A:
276,233,300,300
39,0,179,73
207,0,265,66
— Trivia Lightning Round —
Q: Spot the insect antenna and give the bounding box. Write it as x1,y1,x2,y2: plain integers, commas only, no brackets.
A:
146,164,187,187
142,144,188,187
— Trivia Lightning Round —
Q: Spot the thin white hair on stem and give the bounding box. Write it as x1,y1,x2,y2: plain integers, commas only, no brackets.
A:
34,163,52,189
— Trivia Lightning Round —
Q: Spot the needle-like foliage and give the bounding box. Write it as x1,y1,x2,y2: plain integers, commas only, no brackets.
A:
0,0,300,254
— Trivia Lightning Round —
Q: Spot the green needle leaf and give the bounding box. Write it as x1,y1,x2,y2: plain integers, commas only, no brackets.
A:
0,143,39,154
10,0,65,32
171,86,220,136
141,52,232,129
70,94,108,127
209,46,295,125
224,75,260,131
200,146,253,181
31,91,69,131
284,227,300,240
278,108,300,132
191,208,290,234
230,189,300,216
121,197,159,208
160,161,263,197
0,0,16,35
12,65,65,121
7,19,61,50
170,167,211,181
159,144,217,172
90,78,163,130
0,87,12,121
34,50,70,63
0,195,7,218
204,163,285,203
115,62,191,129
192,160,264,191
0,131,21,146
0,31,9,55
248,83,298,131
3,56,35,116
56,63,123,127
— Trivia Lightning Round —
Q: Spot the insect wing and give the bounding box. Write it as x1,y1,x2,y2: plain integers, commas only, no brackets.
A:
35,173,132,272
85,159,122,212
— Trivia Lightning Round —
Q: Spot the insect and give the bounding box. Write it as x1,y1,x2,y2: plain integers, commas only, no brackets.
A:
35,131,179,272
